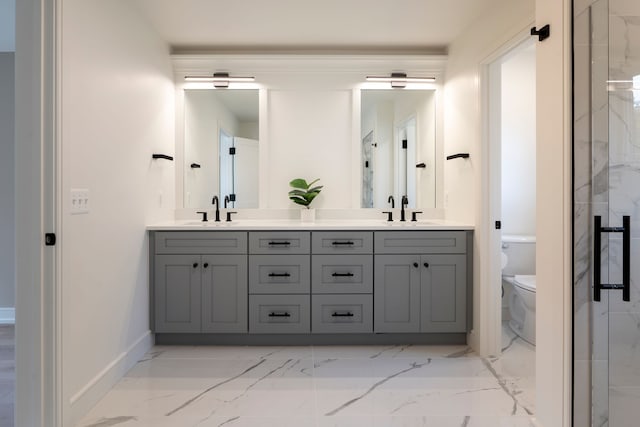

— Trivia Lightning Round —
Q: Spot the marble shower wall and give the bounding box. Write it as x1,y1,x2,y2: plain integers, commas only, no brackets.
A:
574,0,640,425
607,0,640,425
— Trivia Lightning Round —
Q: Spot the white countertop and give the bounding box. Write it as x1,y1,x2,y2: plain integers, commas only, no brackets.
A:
146,219,474,231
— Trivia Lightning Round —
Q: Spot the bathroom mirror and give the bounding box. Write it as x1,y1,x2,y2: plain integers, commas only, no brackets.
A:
183,89,259,209
360,89,436,209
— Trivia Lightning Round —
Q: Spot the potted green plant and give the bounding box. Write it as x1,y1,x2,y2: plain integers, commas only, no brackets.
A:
289,178,323,221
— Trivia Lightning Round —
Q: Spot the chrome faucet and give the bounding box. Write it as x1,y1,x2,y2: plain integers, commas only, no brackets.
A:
211,196,221,222
400,195,408,222
387,195,395,208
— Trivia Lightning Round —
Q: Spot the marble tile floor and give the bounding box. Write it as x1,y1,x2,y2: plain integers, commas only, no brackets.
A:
0,325,15,427
78,325,535,427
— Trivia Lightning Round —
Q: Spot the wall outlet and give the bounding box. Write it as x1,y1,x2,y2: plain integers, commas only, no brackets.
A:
70,189,90,214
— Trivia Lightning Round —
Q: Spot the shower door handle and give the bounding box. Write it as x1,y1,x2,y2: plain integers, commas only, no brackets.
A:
594,215,630,302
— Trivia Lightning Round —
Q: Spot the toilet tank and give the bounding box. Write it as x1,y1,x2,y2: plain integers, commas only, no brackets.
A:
502,235,536,276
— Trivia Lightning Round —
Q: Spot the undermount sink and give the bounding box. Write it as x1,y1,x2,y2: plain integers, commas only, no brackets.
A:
382,220,437,226
180,220,238,226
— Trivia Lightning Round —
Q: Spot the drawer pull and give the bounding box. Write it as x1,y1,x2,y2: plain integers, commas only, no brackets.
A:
423,262,429,268
268,312,291,318
332,312,354,317
331,272,354,277
268,241,291,246
268,273,291,277
193,263,199,268
332,241,355,246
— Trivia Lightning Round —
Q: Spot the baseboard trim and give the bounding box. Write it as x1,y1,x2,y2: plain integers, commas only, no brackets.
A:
68,331,152,425
0,307,15,324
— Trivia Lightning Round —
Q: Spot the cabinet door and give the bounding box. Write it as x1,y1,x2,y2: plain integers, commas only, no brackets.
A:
374,255,421,333
154,254,201,333
201,254,248,333
420,254,467,333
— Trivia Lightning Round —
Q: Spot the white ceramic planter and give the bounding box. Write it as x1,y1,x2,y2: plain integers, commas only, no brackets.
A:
300,208,316,222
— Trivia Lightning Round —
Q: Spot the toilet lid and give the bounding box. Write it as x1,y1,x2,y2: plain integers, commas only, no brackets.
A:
514,275,536,292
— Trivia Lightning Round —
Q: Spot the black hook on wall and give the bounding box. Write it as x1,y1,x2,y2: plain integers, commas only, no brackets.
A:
446,153,470,161
152,154,174,161
531,25,550,42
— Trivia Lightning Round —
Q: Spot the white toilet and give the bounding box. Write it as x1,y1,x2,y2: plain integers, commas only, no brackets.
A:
501,235,536,345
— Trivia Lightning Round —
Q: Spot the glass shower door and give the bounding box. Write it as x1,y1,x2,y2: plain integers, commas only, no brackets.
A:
573,0,640,425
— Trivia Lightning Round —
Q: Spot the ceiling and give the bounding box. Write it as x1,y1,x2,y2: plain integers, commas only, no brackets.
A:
133,0,503,53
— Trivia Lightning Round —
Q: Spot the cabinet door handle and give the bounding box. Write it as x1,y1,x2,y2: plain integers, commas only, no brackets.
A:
423,262,429,268
203,263,209,268
268,273,291,277
332,272,354,277
192,262,199,268
268,312,291,317
413,262,419,268
268,241,291,246
332,241,355,246
332,312,354,317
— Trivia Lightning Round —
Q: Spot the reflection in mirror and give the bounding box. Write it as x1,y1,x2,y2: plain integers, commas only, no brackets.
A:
184,89,259,209
360,90,436,209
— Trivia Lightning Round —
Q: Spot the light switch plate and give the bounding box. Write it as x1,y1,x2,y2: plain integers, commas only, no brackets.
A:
70,188,90,214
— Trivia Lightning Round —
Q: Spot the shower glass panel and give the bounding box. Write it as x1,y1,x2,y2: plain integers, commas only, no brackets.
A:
573,0,640,425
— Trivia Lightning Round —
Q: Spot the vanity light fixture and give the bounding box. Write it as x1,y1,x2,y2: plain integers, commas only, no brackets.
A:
365,73,436,89
184,72,255,88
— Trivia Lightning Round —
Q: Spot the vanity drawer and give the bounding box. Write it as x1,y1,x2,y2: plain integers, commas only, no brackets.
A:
312,231,373,254
155,231,247,255
311,295,373,333
249,232,310,254
249,255,310,294
249,295,310,334
374,231,467,254
311,255,373,294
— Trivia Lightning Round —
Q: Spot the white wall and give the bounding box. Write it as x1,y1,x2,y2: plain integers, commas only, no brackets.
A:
443,0,535,354
267,89,352,208
0,52,14,314
238,121,259,140
501,43,536,236
60,0,174,424
0,0,15,52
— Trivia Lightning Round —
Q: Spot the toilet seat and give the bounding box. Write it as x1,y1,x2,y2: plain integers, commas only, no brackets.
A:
514,274,536,292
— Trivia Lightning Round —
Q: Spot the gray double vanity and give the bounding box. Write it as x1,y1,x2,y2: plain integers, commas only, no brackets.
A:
150,54,474,345
148,221,473,345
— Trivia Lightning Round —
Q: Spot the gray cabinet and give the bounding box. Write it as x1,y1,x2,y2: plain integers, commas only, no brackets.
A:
312,294,373,333
374,231,470,334
249,295,310,334
201,254,248,333
154,254,202,333
150,228,471,341
249,255,310,294
248,231,312,333
374,255,421,333
311,232,374,334
420,254,467,332
152,232,248,333
312,255,373,294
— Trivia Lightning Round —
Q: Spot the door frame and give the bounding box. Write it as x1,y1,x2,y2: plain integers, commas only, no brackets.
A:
534,0,573,425
479,0,573,423
15,0,573,425
480,26,535,358
15,0,61,425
